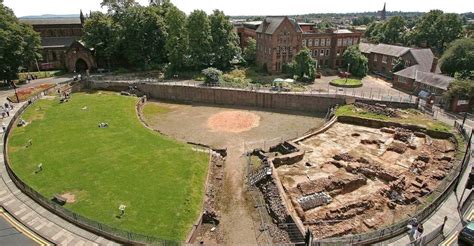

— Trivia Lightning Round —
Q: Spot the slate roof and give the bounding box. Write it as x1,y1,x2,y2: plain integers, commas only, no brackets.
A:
409,49,440,73
369,43,411,57
20,18,82,26
415,72,454,91
41,37,77,48
256,16,302,34
394,65,422,79
359,43,377,54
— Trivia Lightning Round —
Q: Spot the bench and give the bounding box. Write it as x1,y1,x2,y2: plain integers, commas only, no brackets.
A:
53,194,67,205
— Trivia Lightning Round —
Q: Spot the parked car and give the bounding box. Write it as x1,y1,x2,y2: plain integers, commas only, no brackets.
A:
458,222,474,245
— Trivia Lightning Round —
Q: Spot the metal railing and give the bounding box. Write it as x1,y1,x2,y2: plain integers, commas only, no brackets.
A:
3,94,181,245
89,77,418,105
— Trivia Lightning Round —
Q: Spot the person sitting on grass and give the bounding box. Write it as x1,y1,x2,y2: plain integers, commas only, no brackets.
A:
98,122,109,128
17,118,27,127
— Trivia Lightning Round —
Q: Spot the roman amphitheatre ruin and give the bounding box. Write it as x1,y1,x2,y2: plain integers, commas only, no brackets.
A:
4,80,466,245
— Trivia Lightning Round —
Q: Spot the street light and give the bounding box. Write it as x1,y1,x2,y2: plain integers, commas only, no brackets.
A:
346,63,351,83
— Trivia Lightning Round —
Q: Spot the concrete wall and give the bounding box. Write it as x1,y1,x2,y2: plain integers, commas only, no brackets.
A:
91,81,346,113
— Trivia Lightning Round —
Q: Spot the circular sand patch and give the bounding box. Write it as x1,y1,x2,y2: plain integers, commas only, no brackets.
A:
207,110,260,133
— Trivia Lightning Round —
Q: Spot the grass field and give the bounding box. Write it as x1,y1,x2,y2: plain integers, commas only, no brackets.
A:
336,104,452,132
7,92,209,241
330,78,363,87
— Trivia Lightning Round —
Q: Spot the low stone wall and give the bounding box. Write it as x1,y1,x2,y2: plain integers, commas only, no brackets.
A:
90,81,346,113
356,98,417,109
337,115,454,139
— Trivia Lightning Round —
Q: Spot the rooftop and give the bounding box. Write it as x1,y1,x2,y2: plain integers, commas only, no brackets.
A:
20,17,82,26
41,37,77,48
415,71,454,91
256,16,301,34
370,43,411,57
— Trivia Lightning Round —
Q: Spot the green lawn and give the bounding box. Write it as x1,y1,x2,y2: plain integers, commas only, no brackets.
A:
8,92,209,241
330,78,363,87
336,104,452,133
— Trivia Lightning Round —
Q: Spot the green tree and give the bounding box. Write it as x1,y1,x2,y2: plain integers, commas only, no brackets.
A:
187,10,212,70
118,6,168,69
101,0,137,13
209,10,241,70
343,45,368,77
202,67,222,85
0,1,41,81
289,48,317,82
382,16,406,44
243,38,256,65
443,79,474,104
439,38,474,79
83,12,118,68
365,22,385,43
391,57,406,73
412,10,463,54
164,6,188,71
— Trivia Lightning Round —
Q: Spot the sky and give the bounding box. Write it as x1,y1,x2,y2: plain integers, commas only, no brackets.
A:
3,0,473,17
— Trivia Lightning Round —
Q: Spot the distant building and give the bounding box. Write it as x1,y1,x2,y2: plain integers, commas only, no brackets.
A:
234,21,261,50
20,11,96,72
360,42,454,103
255,16,362,74
379,3,387,21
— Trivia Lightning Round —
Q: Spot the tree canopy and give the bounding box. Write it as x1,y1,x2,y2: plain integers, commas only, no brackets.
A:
444,79,474,103
243,38,256,65
164,6,188,71
84,2,239,72
439,38,474,80
0,1,41,81
187,10,213,70
209,10,241,70
410,10,463,54
287,48,317,82
343,45,368,77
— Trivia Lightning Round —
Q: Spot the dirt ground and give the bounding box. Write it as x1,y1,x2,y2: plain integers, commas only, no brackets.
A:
141,101,325,244
276,123,456,239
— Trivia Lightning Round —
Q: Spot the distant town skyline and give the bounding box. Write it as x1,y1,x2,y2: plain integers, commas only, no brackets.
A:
4,0,472,17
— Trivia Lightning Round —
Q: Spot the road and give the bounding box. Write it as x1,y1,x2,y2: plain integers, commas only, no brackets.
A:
0,209,44,246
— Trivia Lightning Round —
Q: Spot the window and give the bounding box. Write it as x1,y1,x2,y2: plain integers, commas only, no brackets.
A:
308,39,313,46
382,55,387,64
336,50,340,57
326,38,331,46
374,54,378,62
321,39,325,46
348,38,353,45
405,60,411,66
342,39,347,46
268,48,271,54
337,39,342,46
302,39,307,47
325,49,330,56
353,38,358,44
314,39,319,46
320,49,324,56
313,50,318,57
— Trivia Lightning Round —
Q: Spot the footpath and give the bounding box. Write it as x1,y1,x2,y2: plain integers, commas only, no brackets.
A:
0,96,118,245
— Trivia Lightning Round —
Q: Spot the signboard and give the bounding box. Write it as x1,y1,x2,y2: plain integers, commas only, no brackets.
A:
457,100,469,106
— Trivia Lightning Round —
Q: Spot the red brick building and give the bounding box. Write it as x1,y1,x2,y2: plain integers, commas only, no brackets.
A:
255,16,362,74
20,12,96,72
234,21,261,50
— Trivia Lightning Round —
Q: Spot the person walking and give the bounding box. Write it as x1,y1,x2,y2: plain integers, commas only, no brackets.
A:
2,122,6,133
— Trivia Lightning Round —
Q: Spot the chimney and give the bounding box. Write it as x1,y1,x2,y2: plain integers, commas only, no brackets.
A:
431,57,438,73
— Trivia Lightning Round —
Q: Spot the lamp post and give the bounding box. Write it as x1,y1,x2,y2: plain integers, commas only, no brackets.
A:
346,63,351,83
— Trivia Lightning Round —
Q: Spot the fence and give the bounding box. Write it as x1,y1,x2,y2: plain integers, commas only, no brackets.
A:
407,221,446,246
2,94,180,245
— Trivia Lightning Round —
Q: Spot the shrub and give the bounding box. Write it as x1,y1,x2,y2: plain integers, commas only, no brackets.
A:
202,67,223,85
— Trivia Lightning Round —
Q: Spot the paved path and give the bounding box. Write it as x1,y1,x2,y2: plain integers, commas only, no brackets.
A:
0,93,119,245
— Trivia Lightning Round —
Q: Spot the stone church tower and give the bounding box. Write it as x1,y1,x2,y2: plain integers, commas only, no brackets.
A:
381,2,387,21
